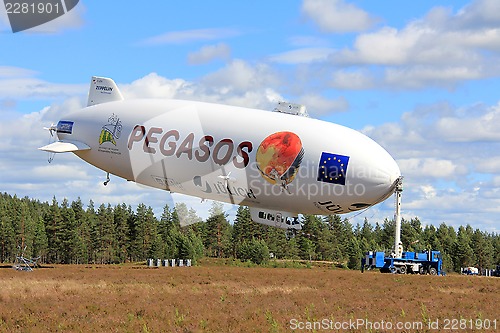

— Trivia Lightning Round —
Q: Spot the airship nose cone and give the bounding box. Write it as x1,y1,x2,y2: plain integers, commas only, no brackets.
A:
363,146,401,204
346,133,401,206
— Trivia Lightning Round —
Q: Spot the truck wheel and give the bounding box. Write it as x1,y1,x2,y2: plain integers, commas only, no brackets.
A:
419,266,425,275
399,265,407,274
390,267,397,274
429,267,437,275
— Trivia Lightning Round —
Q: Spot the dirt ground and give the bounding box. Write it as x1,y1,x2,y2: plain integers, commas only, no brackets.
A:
0,262,498,332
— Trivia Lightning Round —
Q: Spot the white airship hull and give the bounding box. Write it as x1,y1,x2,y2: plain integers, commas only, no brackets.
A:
40,77,401,230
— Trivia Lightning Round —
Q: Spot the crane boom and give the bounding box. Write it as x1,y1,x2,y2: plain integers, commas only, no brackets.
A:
393,177,404,258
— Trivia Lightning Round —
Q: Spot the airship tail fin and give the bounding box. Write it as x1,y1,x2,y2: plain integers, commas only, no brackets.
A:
87,76,124,107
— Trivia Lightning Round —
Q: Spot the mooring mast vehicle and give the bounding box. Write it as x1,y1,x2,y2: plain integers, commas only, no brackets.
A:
361,179,445,275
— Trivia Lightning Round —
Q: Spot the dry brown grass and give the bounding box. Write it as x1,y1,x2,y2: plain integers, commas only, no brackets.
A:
0,262,498,332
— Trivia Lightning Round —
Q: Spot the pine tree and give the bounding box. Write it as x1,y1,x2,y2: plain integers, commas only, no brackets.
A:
232,206,267,256
113,203,131,262
346,236,361,269
204,202,232,258
358,218,377,253
471,229,493,271
32,214,48,262
60,198,77,263
174,202,189,227
493,235,500,265
176,229,204,263
261,224,289,259
298,235,315,261
372,222,384,249
0,211,16,262
236,238,270,264
401,218,422,251
281,236,300,259
95,204,116,264
86,200,98,263
70,198,87,264
159,204,179,258
453,226,475,271
421,225,441,252
380,218,395,251
44,197,63,263
131,204,159,261
13,198,36,259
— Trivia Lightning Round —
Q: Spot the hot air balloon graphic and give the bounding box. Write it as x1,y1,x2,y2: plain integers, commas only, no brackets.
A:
256,131,304,190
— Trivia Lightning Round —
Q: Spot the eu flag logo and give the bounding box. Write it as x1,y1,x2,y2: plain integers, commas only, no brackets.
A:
317,152,350,185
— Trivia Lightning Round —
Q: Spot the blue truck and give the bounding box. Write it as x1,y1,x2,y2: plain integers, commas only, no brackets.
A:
361,250,444,275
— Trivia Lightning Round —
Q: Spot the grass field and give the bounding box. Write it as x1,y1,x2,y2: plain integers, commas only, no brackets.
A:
0,261,498,332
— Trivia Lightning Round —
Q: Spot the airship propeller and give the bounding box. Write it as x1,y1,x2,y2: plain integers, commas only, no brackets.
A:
218,171,237,204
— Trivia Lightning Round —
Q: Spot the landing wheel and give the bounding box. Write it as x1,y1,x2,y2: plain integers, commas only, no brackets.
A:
399,265,407,274
429,267,437,275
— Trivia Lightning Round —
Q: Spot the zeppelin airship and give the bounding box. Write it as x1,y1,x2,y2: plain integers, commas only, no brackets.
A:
40,76,401,231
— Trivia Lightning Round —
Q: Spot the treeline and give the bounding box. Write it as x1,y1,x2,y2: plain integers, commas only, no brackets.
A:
0,193,498,272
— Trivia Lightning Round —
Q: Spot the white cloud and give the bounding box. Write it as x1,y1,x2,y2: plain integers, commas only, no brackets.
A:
336,26,421,66
363,101,500,154
334,24,488,67
188,43,231,65
32,164,90,180
121,73,193,99
0,4,9,31
0,67,86,99
360,98,500,232
200,59,280,100
297,94,349,115
476,157,500,173
330,69,374,90
0,66,37,77
385,66,482,89
398,158,467,180
436,103,500,142
0,77,86,99
0,108,49,151
140,28,239,45
292,0,500,89
455,0,500,29
268,48,335,64
419,184,437,199
121,65,283,110
301,0,377,33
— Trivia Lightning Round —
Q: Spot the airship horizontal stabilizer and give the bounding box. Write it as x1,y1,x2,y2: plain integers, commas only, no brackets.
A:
38,140,91,153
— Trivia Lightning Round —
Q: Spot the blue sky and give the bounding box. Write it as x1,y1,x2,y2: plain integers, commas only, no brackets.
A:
1,0,499,232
